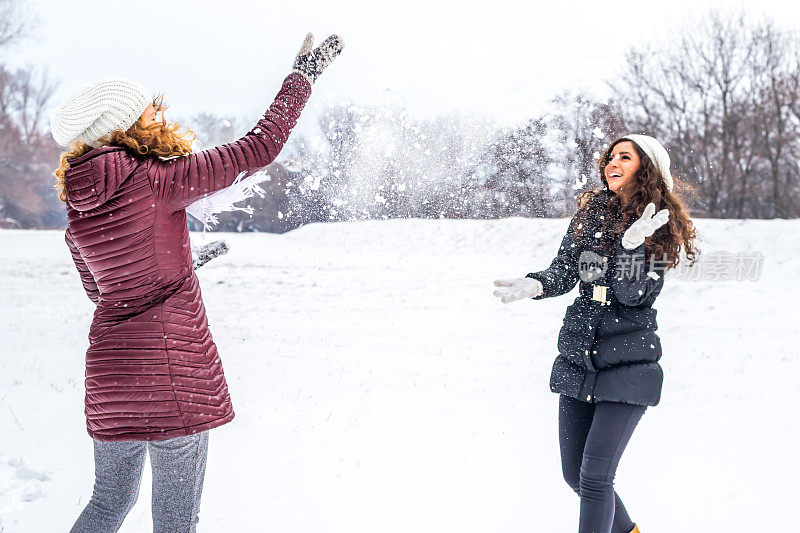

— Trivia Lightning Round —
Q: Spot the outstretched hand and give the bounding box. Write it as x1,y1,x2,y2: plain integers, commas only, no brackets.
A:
622,202,669,250
192,240,229,270
493,277,543,304
292,33,344,84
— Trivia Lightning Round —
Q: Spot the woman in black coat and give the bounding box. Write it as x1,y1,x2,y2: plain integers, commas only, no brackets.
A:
493,135,697,533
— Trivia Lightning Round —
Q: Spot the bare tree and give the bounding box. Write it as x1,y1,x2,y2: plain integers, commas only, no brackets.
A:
613,9,800,218
477,119,554,217
0,0,63,229
13,66,57,143
0,0,33,50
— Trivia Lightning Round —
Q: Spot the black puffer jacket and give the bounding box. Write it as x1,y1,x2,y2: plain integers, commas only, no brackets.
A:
527,192,667,406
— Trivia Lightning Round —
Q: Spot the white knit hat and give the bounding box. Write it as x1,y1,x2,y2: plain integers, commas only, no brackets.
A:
623,134,673,191
50,78,151,147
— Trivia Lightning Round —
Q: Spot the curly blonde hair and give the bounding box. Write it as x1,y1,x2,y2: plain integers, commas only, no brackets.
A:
53,94,196,202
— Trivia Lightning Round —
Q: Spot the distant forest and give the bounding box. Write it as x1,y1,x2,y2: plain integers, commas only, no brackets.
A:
2,2,799,231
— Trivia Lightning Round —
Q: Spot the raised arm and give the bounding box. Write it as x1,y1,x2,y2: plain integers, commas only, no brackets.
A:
65,229,99,304
148,73,312,211
613,202,670,306
611,241,666,307
148,33,343,212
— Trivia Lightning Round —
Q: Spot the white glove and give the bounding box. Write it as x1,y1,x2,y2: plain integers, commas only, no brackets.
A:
493,277,543,303
622,202,669,250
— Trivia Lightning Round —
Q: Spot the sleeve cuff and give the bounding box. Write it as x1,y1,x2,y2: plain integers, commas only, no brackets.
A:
288,70,313,89
526,272,547,299
617,239,645,256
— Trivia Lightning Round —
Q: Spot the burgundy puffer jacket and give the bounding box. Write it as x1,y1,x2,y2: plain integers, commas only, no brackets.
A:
64,73,311,441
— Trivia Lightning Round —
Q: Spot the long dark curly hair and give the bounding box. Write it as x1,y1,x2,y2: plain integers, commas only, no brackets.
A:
574,137,698,270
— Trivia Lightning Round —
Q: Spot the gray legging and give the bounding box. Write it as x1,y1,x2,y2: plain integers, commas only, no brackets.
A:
70,431,209,533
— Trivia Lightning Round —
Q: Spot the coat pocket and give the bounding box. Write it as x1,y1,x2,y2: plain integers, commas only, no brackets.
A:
557,325,598,372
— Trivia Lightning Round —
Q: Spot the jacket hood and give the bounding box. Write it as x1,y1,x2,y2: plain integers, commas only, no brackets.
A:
64,146,138,211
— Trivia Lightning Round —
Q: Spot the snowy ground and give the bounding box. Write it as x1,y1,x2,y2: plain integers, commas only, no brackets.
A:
1,218,798,532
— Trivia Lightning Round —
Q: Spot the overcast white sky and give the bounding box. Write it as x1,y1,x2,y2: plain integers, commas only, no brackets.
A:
9,0,800,132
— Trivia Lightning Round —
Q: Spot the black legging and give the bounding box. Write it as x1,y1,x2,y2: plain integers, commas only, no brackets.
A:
559,394,646,533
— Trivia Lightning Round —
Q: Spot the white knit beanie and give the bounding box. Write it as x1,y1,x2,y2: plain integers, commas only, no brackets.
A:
50,78,152,147
623,134,673,191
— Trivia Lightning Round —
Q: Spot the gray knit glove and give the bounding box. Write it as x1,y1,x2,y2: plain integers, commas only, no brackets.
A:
292,33,344,84
493,278,544,303
192,240,229,270
622,202,669,250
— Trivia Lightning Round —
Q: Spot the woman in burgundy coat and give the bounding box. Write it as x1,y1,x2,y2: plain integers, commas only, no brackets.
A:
51,34,343,532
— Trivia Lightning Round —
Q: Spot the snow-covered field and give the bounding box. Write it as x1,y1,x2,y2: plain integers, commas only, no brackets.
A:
1,218,798,532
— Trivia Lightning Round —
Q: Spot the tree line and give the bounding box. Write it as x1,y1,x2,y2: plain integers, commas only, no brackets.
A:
1,4,798,230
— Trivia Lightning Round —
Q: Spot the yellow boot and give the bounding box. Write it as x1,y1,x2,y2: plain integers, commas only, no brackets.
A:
629,526,641,533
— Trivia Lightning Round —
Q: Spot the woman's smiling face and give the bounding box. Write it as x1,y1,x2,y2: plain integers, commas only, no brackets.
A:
604,141,640,200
